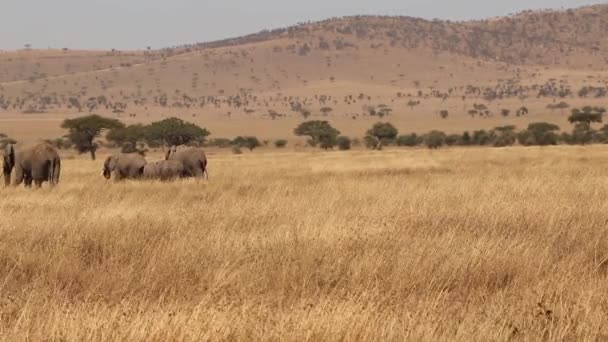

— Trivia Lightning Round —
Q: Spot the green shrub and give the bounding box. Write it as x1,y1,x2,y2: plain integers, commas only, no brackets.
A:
337,136,352,150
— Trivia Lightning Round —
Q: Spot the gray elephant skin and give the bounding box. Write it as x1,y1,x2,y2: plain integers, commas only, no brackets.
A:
143,160,185,181
2,142,61,188
165,146,208,179
103,153,147,181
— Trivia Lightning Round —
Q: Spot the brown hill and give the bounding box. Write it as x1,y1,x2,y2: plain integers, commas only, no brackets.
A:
1,5,608,141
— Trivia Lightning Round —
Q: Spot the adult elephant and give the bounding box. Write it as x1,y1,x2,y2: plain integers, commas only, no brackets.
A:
103,153,147,181
165,146,208,179
2,142,61,188
143,160,185,181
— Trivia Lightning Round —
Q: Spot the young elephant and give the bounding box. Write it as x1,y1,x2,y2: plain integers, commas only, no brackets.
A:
3,143,61,188
165,145,208,179
103,153,147,181
143,160,185,181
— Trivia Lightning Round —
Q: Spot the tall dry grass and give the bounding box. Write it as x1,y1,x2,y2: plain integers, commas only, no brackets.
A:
2,146,608,340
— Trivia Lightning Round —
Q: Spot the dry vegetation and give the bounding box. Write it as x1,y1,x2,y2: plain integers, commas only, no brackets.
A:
2,147,608,340
3,5,608,142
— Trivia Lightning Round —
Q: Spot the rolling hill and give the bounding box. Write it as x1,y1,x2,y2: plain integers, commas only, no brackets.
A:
2,4,608,141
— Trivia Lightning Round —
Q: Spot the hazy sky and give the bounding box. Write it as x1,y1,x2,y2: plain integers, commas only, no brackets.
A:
2,0,603,50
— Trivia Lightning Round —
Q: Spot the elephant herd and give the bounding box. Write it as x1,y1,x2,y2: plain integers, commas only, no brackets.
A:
2,142,208,188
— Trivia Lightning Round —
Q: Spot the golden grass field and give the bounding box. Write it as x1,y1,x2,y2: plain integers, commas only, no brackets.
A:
2,146,608,340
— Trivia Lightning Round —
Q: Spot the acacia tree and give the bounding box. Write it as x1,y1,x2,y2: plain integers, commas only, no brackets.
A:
106,124,146,153
61,114,124,160
568,106,605,145
144,117,210,148
366,122,398,150
293,120,340,150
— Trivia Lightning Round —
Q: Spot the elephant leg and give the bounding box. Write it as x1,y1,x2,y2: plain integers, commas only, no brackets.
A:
34,180,43,188
192,167,205,178
13,166,24,186
24,174,33,188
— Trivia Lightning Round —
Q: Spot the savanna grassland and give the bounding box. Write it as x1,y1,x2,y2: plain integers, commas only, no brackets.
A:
2,146,608,340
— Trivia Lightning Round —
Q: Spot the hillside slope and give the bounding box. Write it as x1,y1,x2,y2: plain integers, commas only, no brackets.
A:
1,5,608,141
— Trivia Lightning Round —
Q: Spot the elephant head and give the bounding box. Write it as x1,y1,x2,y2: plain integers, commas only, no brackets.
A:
102,155,118,179
2,144,15,186
165,145,178,160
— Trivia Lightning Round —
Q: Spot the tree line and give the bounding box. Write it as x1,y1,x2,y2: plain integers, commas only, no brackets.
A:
1,106,606,158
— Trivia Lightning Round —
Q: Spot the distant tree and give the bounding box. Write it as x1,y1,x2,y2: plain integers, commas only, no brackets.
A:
207,138,232,148
445,134,463,146
471,130,496,146
274,139,288,148
144,117,210,147
396,133,421,147
366,122,398,150
293,120,340,150
516,106,529,117
106,124,146,153
407,100,420,110
547,102,570,114
518,122,560,146
439,110,449,119
424,130,447,149
336,136,352,150
61,114,124,160
493,125,517,147
567,107,605,145
500,109,510,117
233,136,261,151
300,110,311,120
320,107,333,116
461,131,472,145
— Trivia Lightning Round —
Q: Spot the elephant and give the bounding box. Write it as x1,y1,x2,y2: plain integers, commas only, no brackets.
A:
143,160,185,181
2,142,61,188
165,145,208,179
103,153,147,181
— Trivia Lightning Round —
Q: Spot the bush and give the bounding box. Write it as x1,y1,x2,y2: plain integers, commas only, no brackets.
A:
274,139,288,148
233,136,261,151
337,136,351,150
518,122,560,146
232,146,243,154
471,130,496,146
424,130,447,149
396,133,420,147
207,138,232,148
445,134,463,146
